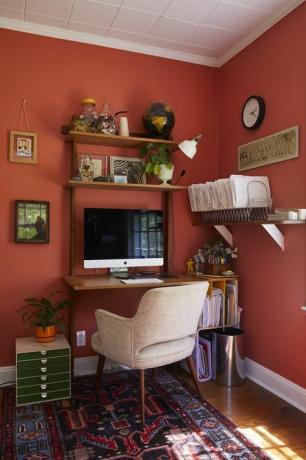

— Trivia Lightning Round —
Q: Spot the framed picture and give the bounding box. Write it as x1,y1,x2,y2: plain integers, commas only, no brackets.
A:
15,200,49,243
110,156,146,184
9,131,38,164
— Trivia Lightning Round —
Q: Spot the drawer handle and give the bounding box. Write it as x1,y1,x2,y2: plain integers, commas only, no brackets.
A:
41,375,47,381
40,350,47,356
41,392,47,398
41,367,47,373
41,384,47,390
41,358,47,364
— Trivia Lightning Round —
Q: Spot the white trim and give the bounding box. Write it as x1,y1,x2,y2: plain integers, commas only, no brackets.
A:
245,358,306,413
217,0,305,67
0,17,217,67
2,358,305,413
0,365,15,387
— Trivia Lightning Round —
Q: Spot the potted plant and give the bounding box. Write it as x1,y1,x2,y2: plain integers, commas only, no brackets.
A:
18,291,70,343
139,143,174,184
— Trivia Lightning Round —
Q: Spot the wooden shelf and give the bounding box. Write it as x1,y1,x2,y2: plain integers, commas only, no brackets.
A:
64,131,178,150
66,179,186,192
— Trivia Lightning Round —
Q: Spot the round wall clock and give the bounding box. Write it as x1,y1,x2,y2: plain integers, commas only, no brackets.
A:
242,95,265,129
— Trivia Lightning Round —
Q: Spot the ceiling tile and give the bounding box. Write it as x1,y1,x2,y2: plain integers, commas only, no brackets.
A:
204,2,269,33
70,0,119,28
111,7,159,34
0,5,24,19
68,21,109,35
150,17,197,42
222,0,289,13
122,0,171,14
108,27,146,43
164,0,220,24
26,0,73,19
143,35,180,51
187,24,244,49
25,11,67,28
93,0,123,4
178,42,217,57
0,0,24,8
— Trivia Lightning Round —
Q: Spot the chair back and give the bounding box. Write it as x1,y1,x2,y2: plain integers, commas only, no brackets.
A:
132,281,209,353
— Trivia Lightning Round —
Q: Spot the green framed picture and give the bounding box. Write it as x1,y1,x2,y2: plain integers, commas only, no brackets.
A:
15,200,49,243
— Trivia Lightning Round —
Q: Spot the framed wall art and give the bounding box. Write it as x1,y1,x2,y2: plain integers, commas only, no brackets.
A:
9,130,37,164
15,200,49,243
110,156,145,184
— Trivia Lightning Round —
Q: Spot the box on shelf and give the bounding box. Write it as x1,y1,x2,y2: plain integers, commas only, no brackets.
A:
204,264,229,275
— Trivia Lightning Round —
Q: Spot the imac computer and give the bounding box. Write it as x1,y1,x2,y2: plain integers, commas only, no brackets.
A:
83,208,164,271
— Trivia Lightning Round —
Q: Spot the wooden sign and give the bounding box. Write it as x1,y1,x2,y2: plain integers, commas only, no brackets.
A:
238,126,299,171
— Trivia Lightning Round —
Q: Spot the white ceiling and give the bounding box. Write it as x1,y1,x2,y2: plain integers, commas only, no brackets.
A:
0,0,303,66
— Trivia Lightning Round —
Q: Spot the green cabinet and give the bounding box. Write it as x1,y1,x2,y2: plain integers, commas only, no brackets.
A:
16,334,71,406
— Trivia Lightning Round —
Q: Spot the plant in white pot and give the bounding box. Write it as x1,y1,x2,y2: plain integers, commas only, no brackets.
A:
139,143,174,185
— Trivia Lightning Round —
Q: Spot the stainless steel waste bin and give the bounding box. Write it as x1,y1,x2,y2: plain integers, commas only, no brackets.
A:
214,327,245,386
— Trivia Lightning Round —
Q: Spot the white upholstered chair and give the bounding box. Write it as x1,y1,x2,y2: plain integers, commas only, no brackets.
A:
91,281,209,423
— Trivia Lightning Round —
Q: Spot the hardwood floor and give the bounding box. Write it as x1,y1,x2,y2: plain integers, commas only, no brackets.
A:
169,365,306,460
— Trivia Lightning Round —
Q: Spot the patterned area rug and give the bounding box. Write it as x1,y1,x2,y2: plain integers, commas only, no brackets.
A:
1,370,270,459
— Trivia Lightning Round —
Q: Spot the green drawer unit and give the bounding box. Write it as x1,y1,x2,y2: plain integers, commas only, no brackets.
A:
16,334,71,406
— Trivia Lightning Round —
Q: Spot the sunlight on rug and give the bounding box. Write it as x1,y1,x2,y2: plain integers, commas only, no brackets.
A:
1,370,271,459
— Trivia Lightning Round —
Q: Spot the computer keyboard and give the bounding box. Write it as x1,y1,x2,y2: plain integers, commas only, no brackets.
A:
120,278,164,285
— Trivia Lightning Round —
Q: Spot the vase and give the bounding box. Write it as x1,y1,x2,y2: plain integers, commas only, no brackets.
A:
35,325,56,343
157,164,174,185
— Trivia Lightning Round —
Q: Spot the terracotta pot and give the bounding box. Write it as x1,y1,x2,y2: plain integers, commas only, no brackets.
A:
35,325,56,343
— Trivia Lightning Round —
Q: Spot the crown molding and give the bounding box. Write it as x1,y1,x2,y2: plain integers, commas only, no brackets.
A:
216,0,305,67
0,17,217,67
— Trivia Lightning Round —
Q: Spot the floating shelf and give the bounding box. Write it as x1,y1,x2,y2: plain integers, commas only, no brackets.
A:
66,179,186,192
64,130,178,150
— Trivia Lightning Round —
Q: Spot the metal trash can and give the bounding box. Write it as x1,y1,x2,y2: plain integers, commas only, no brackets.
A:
213,327,245,386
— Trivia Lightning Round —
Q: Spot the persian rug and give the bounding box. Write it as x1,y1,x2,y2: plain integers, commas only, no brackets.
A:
0,370,270,460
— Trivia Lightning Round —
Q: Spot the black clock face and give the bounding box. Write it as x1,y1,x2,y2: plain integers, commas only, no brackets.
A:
242,96,265,129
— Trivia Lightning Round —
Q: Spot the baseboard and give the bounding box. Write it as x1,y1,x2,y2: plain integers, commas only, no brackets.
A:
74,356,125,376
1,357,305,413
0,357,125,387
245,358,306,413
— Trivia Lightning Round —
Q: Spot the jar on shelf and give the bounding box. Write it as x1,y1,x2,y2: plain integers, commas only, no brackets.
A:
79,154,94,181
97,102,116,135
71,98,98,132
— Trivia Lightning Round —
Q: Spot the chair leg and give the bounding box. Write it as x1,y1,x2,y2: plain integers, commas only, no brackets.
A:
186,355,202,400
95,354,106,389
139,369,145,424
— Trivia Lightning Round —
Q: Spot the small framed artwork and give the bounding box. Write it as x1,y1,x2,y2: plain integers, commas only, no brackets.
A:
15,200,49,243
110,156,145,184
9,131,38,164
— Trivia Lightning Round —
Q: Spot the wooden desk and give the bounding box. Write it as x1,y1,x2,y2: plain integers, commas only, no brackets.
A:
63,274,199,291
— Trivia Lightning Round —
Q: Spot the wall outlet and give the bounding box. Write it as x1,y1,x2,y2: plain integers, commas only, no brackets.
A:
76,330,86,347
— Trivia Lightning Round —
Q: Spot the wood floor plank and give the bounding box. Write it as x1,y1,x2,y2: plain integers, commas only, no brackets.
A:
169,365,306,460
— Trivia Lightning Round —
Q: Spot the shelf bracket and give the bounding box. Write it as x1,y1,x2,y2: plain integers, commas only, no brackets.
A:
261,224,284,251
214,225,233,247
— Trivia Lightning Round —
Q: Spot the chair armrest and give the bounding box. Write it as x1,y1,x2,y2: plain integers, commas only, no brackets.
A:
95,309,133,367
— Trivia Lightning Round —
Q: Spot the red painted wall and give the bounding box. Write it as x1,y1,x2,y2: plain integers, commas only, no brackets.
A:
0,28,219,363
219,3,306,387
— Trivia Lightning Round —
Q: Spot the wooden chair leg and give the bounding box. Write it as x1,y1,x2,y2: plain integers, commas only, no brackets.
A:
95,354,105,389
186,355,202,400
139,369,145,424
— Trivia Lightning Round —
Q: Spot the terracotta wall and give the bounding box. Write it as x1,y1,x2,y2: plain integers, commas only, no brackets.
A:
219,3,306,387
0,28,219,363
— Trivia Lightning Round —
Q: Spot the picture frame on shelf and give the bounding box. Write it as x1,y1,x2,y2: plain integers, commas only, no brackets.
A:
9,131,37,164
110,156,146,184
15,200,49,243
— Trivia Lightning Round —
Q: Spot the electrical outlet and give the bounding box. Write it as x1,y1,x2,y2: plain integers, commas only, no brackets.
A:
76,330,86,347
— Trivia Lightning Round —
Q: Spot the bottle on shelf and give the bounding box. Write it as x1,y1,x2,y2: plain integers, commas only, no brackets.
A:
97,102,116,135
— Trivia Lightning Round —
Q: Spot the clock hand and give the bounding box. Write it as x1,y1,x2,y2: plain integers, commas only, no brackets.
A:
249,109,258,116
